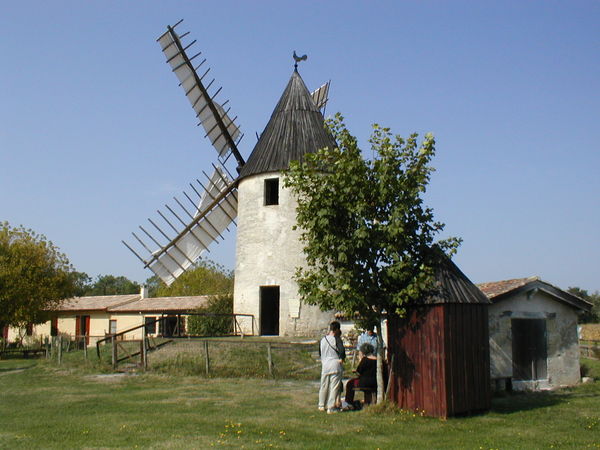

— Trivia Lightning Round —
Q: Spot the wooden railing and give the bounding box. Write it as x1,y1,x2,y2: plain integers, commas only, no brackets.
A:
581,340,600,360
95,313,255,370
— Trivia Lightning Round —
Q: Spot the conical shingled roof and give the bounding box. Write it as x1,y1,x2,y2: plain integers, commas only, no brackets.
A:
239,69,337,179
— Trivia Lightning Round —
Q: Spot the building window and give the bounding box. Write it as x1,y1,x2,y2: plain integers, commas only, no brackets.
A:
26,323,33,336
109,320,117,335
264,178,279,205
145,317,157,335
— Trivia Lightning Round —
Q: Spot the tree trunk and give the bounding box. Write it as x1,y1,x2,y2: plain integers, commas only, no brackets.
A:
375,322,385,404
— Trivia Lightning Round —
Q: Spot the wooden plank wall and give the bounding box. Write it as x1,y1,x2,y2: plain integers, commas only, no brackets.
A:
387,304,490,418
388,307,447,417
444,304,491,416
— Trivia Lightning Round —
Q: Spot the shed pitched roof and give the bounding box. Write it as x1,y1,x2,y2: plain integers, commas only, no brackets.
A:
477,277,591,311
238,69,337,180
334,253,489,319
426,255,491,305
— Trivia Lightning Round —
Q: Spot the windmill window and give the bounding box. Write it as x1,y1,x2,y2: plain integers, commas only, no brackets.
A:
264,178,279,205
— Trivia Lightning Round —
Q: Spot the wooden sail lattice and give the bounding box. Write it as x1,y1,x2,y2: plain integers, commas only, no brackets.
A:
157,20,245,168
123,166,238,285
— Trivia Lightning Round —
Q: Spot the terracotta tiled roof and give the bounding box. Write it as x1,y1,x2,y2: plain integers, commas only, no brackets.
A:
108,295,211,312
476,276,591,311
52,294,140,312
477,276,540,299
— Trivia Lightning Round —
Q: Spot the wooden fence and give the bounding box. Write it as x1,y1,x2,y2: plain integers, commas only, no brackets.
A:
581,341,600,360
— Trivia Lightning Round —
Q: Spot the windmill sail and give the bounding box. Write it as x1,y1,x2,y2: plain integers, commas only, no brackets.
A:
311,81,330,111
123,168,238,286
124,23,336,286
157,22,245,168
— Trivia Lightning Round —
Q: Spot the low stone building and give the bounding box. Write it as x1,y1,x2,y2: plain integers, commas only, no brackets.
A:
478,276,591,391
4,287,210,346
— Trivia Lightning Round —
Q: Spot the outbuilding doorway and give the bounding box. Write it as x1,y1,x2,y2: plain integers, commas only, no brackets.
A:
260,286,280,335
512,318,547,381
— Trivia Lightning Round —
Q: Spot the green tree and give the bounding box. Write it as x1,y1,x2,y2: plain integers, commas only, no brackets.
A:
284,114,460,402
0,222,77,327
187,294,234,336
85,275,140,296
144,275,161,298
70,271,92,297
567,287,600,323
155,260,233,297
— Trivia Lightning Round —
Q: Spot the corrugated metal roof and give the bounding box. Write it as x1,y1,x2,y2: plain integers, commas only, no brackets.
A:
426,255,491,305
477,277,591,311
50,294,140,312
108,295,211,312
238,69,337,180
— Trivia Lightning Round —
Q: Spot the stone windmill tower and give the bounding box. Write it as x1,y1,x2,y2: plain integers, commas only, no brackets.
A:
234,68,337,336
123,21,335,336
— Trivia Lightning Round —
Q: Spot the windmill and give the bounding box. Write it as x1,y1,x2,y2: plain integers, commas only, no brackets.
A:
123,20,335,335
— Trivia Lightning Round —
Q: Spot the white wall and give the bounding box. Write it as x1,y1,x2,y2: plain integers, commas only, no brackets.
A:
489,289,581,390
233,173,333,336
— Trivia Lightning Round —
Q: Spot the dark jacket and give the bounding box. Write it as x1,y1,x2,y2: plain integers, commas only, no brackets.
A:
356,357,377,388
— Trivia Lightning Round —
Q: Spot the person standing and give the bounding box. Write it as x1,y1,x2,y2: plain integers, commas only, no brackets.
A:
318,321,346,414
357,328,378,355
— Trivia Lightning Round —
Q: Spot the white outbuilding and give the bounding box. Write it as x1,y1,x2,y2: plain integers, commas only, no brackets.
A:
478,277,591,391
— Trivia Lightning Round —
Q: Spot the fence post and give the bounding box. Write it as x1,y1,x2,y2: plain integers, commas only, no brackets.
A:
111,335,117,371
83,337,88,360
267,342,273,377
141,326,147,371
57,336,62,365
203,340,210,376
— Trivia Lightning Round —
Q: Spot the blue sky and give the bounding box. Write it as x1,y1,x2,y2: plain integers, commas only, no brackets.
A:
1,1,598,292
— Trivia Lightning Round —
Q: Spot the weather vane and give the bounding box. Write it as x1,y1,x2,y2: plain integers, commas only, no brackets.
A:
293,50,307,70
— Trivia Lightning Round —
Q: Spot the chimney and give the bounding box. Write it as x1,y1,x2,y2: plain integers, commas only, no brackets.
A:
140,285,148,299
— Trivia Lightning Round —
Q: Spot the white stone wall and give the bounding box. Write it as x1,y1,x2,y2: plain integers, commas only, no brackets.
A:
233,172,333,336
489,290,581,390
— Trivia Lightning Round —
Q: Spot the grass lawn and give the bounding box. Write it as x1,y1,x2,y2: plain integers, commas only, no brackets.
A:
0,358,599,449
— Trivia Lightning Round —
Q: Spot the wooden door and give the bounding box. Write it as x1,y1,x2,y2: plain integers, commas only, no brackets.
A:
512,318,547,381
51,318,58,337
260,286,280,336
76,315,90,345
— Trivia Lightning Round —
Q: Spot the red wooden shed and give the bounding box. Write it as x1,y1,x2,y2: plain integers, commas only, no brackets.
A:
386,255,491,418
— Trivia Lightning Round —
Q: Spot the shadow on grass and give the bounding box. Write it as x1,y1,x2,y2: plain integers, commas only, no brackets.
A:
491,390,573,414
0,365,34,374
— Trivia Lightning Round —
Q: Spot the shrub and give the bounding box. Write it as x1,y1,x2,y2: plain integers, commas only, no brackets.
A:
187,294,233,336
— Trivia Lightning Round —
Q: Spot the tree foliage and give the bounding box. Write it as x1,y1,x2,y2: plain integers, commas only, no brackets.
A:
154,260,233,297
144,275,162,298
83,274,140,296
187,294,234,336
70,271,92,297
284,114,460,323
568,286,600,323
284,114,460,402
0,222,76,327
